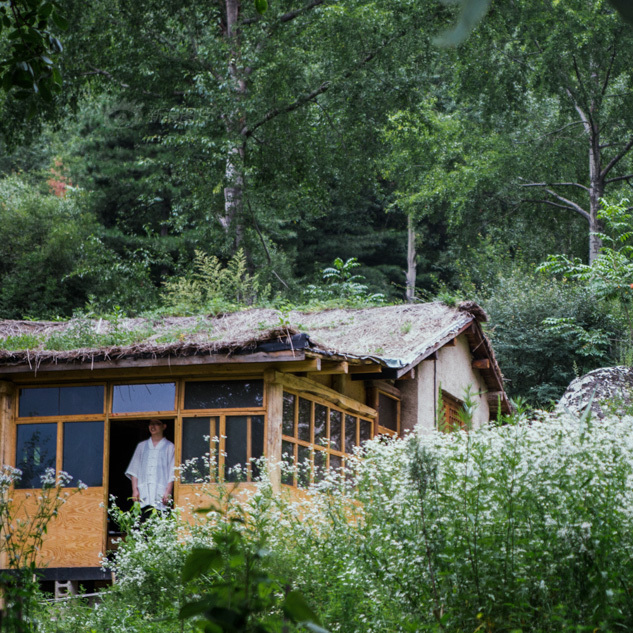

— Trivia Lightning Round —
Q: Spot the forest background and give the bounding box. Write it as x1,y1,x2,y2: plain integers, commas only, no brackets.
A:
0,0,633,408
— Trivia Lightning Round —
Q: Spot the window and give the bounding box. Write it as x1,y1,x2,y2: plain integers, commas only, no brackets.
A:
281,391,373,486
180,415,265,484
441,390,465,432
184,380,263,409
112,383,176,413
63,421,104,487
369,384,401,436
15,423,57,489
19,385,104,417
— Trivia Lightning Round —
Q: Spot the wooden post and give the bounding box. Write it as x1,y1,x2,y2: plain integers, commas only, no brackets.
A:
264,369,283,493
0,382,15,467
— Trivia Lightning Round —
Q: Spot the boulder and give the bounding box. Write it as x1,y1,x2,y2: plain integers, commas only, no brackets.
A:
557,366,633,419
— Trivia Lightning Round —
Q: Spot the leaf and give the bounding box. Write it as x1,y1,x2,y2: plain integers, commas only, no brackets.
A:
283,591,322,626
434,0,492,47
51,10,68,30
255,0,268,14
182,547,223,582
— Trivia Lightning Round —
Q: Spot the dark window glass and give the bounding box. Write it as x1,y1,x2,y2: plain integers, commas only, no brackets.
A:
298,398,311,442
15,423,57,489
251,415,265,480
314,404,327,445
282,392,295,437
314,449,326,482
359,419,373,444
113,383,175,413
63,421,104,487
297,445,311,488
225,416,248,482
345,415,357,454
184,380,263,410
182,417,218,483
329,410,342,451
19,386,104,417
330,454,342,473
281,441,295,486
378,392,399,431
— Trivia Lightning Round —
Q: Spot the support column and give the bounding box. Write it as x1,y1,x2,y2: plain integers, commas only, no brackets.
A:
264,370,283,493
0,382,15,467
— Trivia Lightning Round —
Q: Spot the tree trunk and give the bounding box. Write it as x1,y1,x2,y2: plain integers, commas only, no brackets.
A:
406,214,417,303
587,118,604,264
221,0,247,245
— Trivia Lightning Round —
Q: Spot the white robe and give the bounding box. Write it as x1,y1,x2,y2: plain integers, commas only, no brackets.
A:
125,437,175,510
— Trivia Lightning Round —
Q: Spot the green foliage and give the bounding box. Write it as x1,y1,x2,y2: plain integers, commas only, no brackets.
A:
162,249,272,316
304,258,385,307
0,0,66,103
479,270,621,407
0,467,84,633
539,199,633,343
266,411,633,632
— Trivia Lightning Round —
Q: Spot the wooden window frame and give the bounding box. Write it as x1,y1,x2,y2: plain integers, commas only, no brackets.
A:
281,388,373,487
441,390,465,432
368,383,401,437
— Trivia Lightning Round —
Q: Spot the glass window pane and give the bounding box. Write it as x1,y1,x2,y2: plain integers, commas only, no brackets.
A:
19,386,104,417
63,421,104,487
329,410,342,451
182,417,217,483
282,392,295,437
15,423,57,489
378,393,399,431
359,419,372,444
314,449,326,482
250,415,265,480
225,416,248,482
281,441,295,486
314,404,327,446
112,383,175,413
345,415,357,454
184,380,263,409
298,398,311,442
330,454,342,474
297,445,311,488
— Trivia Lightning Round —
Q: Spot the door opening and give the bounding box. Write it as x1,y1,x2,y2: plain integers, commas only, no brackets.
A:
107,419,175,530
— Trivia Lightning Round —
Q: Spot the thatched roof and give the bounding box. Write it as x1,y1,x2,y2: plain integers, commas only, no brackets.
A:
0,302,484,370
0,302,511,413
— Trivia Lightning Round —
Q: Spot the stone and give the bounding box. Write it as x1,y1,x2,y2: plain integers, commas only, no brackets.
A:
556,366,633,419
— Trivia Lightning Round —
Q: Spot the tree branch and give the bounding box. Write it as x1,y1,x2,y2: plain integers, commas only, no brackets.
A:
526,198,591,222
602,42,617,96
601,136,633,179
605,173,633,185
520,181,589,192
244,28,408,137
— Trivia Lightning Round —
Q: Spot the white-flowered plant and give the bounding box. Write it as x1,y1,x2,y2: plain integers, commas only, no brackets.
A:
37,409,633,633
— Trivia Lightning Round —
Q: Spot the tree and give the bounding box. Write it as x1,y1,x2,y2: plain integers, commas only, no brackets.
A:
460,0,633,263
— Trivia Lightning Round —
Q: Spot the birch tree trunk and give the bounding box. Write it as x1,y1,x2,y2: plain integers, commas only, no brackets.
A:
406,214,417,303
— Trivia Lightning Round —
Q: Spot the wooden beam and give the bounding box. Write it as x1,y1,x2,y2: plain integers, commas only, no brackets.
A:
0,350,308,377
396,368,415,381
423,352,438,361
277,358,321,373
348,364,384,374
264,370,283,493
472,358,490,370
0,381,15,467
442,338,457,347
272,371,377,418
311,361,348,375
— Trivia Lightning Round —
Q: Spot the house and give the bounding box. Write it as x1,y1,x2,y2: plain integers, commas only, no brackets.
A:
0,302,509,586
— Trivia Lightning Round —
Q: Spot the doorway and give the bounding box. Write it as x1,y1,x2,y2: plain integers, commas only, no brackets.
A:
107,418,175,529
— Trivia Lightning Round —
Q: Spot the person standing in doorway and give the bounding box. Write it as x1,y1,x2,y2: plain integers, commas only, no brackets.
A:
125,418,175,514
